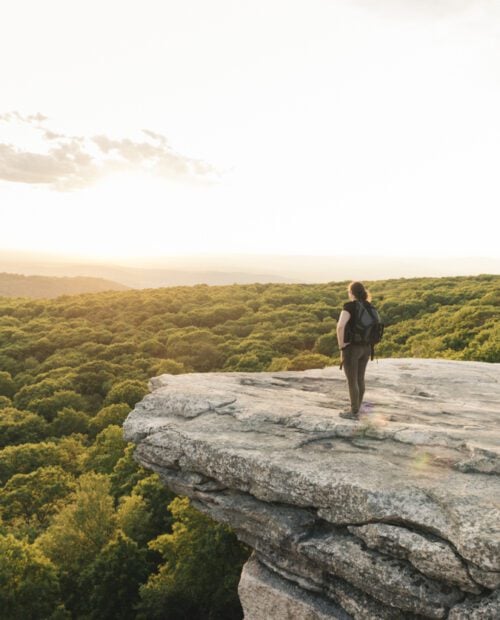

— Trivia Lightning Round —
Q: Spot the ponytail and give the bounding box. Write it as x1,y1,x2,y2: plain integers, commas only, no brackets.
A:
349,281,371,302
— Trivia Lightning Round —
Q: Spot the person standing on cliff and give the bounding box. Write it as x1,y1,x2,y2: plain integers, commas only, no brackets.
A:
336,281,374,420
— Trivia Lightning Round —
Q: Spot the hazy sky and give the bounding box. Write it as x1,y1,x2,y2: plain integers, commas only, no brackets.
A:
1,0,499,259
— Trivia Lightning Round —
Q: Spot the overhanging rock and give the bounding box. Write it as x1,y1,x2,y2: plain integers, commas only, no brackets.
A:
124,358,500,619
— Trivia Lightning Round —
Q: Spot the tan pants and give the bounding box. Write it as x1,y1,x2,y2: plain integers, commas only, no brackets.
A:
342,343,371,414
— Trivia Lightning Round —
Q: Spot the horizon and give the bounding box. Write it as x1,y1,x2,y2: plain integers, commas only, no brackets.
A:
0,248,498,285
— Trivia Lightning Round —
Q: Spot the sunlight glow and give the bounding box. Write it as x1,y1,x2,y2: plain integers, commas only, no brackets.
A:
1,0,500,262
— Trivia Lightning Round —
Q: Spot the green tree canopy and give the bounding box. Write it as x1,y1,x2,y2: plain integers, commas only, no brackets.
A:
49,408,89,437
117,495,153,545
137,497,249,620
84,426,128,475
104,380,148,408
0,371,15,398
0,408,49,448
0,533,61,620
27,390,87,421
287,352,332,370
0,437,85,485
88,403,130,438
78,533,149,620
37,472,117,574
0,465,76,530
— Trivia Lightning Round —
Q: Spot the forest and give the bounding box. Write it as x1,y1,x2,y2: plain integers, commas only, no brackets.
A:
0,275,498,619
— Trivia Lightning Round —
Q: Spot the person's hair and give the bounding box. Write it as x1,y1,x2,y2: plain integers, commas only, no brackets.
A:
348,281,371,302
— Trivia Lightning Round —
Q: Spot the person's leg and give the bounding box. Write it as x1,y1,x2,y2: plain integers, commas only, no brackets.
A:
342,346,360,414
357,345,371,409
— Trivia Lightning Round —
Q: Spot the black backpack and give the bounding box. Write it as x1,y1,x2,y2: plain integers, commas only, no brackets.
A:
347,301,384,357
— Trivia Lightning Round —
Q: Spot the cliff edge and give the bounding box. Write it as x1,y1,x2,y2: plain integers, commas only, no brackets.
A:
124,359,500,619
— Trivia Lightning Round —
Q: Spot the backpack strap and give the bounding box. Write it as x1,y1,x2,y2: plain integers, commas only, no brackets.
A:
365,304,379,360
365,303,377,322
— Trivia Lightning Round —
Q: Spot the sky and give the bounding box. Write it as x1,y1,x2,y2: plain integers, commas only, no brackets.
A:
1,0,499,261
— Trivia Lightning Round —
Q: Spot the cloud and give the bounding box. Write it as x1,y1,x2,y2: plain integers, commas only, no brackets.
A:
0,112,216,191
141,129,168,144
0,111,48,124
0,139,96,190
92,133,214,178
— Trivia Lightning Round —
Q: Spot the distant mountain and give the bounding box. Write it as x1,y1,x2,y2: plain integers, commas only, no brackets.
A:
128,253,500,282
0,272,129,299
0,252,296,288
0,250,498,287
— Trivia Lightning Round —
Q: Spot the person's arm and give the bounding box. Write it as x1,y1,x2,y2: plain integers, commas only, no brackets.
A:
337,310,351,350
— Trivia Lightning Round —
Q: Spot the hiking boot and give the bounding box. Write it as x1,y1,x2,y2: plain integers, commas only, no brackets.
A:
339,410,359,420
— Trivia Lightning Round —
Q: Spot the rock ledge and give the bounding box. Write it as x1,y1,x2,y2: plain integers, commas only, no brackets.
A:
124,359,500,619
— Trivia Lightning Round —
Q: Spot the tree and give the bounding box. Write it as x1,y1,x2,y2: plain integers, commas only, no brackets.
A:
137,497,248,620
104,380,148,408
271,330,305,355
140,338,166,357
287,352,332,370
0,353,20,376
0,407,49,447
149,359,186,376
88,403,130,437
117,495,153,545
0,395,12,409
49,407,89,437
0,465,75,530
37,473,116,575
78,533,150,620
267,357,290,371
28,390,87,421
0,370,15,398
84,426,128,475
72,360,117,396
13,378,62,409
130,474,175,537
0,437,85,485
313,332,338,356
0,533,61,620
110,443,144,497
226,353,264,372
165,329,226,372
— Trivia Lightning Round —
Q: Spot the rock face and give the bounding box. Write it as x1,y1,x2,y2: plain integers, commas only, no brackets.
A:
124,358,500,619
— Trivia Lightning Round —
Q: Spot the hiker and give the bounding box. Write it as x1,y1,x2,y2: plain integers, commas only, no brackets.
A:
336,281,381,420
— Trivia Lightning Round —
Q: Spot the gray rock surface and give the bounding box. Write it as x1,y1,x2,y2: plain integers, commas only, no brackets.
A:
124,358,500,619
239,554,350,620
